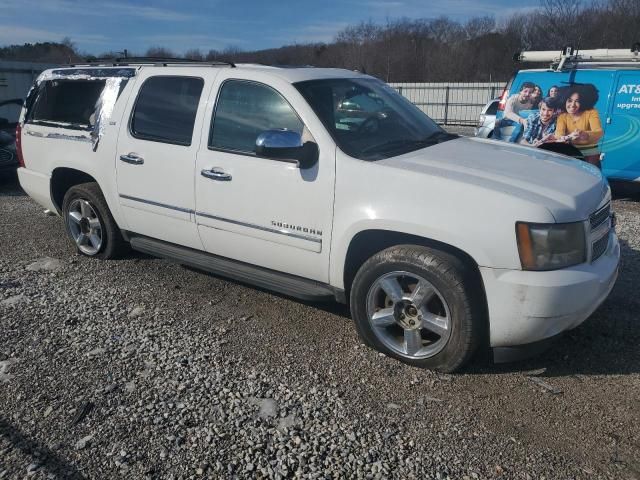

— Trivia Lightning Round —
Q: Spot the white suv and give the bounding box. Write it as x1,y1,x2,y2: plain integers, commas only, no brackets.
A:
16,60,620,372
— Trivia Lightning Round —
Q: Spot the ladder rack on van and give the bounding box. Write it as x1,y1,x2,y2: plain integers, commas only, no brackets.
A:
514,44,639,71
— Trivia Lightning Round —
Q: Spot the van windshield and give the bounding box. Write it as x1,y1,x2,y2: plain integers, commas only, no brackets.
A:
295,78,455,160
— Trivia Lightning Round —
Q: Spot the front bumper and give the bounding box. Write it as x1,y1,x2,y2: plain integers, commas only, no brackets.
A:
481,231,620,348
474,125,494,139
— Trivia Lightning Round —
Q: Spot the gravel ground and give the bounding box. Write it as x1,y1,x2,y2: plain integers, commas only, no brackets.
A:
0,172,639,480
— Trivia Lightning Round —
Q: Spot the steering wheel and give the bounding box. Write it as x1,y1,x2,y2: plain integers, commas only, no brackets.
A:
355,114,380,135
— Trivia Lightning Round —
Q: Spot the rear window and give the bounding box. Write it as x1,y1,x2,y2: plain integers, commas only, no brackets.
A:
485,100,498,115
27,80,106,129
130,76,204,146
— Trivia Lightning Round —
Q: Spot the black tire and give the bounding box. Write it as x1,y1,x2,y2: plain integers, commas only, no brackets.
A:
349,245,484,373
62,182,128,259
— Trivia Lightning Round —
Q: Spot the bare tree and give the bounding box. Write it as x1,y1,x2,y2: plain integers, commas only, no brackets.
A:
3,0,638,80
145,46,175,58
184,48,204,61
464,16,496,40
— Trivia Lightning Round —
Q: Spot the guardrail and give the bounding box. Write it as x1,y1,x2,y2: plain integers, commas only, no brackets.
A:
390,82,506,126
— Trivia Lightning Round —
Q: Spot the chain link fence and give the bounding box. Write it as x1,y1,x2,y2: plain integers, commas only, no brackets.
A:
390,82,506,126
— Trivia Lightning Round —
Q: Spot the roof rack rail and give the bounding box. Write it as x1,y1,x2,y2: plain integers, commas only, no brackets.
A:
65,57,236,68
514,44,639,71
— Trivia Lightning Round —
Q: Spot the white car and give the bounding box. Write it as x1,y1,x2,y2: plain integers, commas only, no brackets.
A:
474,98,498,139
16,61,619,372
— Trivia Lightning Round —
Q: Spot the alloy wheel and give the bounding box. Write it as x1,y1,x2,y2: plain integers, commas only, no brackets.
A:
67,198,103,255
365,271,452,359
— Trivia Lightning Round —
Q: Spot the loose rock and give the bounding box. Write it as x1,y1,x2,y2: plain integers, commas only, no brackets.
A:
25,257,62,272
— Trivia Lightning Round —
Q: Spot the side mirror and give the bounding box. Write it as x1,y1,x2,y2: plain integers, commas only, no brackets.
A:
255,129,318,169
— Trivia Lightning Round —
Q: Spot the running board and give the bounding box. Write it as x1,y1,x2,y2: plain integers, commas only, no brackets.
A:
128,235,338,302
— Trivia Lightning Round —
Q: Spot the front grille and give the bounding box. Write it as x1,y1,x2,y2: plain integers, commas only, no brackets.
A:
590,203,610,229
592,232,609,261
0,147,14,166
589,201,612,262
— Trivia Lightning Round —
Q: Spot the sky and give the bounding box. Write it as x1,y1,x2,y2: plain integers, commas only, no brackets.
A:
0,0,527,55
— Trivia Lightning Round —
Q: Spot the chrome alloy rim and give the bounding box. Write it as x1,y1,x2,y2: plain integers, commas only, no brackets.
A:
67,199,103,255
365,271,452,359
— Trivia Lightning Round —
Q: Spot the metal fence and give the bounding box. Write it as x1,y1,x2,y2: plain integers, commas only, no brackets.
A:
390,82,506,126
0,61,57,123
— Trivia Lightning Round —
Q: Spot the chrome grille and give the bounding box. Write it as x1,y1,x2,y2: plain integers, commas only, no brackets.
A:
589,202,611,262
592,232,609,261
590,203,610,229
0,147,14,165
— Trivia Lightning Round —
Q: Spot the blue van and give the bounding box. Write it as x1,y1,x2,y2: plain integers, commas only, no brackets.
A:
492,47,640,184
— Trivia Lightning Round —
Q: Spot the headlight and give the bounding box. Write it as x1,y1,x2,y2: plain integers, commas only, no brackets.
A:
516,222,586,271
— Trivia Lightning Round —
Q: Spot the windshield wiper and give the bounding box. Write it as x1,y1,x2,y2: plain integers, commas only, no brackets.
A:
360,130,459,158
423,130,460,143
361,138,437,155
421,130,459,143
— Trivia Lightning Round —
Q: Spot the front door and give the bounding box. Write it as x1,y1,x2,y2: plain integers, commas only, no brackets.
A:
602,72,640,181
195,74,335,282
116,72,209,249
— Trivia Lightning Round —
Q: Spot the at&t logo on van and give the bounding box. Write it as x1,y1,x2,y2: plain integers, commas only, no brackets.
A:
618,84,640,94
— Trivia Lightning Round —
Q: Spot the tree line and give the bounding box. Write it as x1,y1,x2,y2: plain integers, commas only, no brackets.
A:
1,0,638,82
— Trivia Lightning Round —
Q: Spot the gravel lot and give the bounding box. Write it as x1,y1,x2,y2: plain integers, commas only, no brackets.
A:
1,171,639,480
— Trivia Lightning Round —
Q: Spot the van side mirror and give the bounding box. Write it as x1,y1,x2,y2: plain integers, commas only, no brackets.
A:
255,129,318,169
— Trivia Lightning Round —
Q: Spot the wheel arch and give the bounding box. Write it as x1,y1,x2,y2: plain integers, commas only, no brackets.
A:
342,229,488,309
343,229,491,364
50,167,99,214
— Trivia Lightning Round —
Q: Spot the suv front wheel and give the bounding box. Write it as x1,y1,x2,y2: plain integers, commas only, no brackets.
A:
62,182,127,259
350,245,484,372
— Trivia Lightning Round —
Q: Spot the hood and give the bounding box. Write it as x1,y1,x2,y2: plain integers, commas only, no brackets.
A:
377,136,609,222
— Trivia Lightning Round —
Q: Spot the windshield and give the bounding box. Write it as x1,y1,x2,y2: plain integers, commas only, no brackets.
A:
295,77,454,160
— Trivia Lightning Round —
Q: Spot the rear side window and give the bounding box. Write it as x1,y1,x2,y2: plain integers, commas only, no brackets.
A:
27,80,106,128
131,76,204,146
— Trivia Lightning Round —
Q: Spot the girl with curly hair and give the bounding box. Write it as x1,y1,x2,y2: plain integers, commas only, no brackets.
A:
554,84,603,167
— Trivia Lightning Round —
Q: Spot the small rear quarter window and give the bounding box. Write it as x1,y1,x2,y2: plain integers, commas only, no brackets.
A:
485,100,498,115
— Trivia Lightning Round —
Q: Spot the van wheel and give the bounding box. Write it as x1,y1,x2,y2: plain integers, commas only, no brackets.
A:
62,182,128,259
349,245,482,373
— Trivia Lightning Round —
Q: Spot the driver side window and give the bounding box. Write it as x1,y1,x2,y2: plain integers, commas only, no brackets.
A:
209,80,304,154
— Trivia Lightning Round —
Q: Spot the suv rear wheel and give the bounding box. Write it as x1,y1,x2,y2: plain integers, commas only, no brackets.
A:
62,182,127,259
350,245,483,372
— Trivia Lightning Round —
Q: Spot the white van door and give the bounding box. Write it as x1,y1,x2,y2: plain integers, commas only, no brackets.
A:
116,71,210,249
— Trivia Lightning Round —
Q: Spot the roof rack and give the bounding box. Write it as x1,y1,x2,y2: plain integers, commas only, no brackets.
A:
514,44,639,71
65,57,236,68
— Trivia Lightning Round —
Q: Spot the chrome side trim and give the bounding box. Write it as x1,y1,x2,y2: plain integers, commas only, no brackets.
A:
25,130,91,143
196,211,322,244
119,194,194,214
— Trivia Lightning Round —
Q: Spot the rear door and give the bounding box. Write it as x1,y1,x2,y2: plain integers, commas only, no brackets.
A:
602,71,640,181
116,70,211,249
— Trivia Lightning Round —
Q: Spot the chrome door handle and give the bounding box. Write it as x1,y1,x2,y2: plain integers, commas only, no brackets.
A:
201,168,232,181
120,153,144,165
